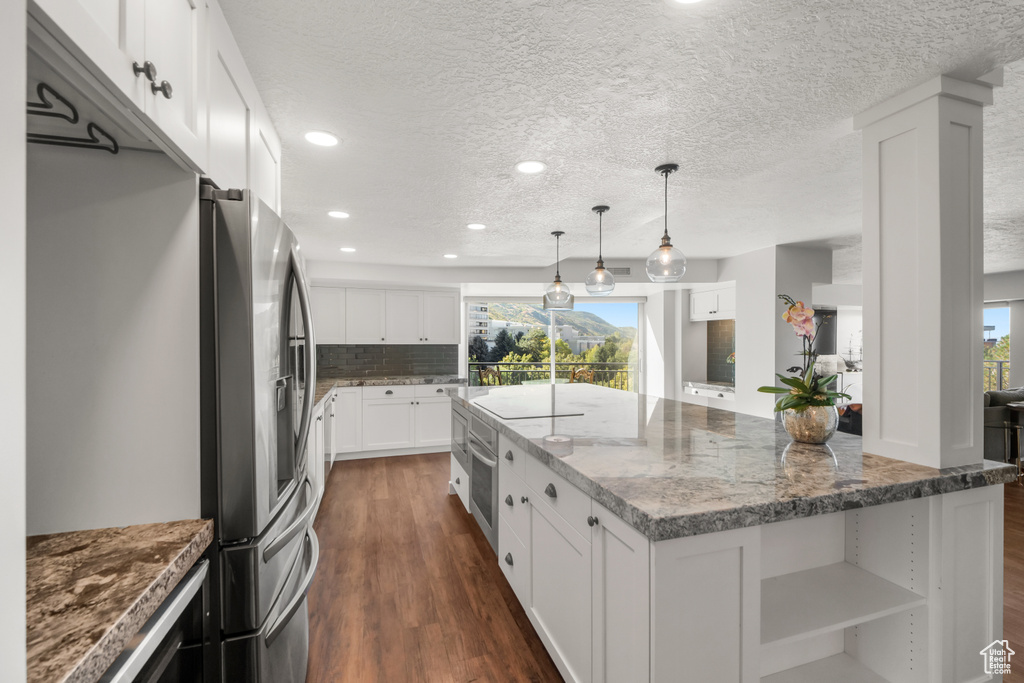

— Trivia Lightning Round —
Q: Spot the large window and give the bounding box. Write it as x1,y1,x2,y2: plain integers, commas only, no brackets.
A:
467,300,641,392
984,306,1011,390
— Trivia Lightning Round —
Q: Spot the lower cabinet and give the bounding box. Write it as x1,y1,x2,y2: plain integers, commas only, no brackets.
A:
334,387,362,454
498,445,650,683
450,453,469,512
362,397,416,450
414,396,453,447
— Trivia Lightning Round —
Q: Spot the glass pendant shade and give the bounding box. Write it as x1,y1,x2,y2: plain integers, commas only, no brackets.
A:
646,236,687,283
645,163,686,283
585,205,615,296
543,230,574,310
585,264,615,295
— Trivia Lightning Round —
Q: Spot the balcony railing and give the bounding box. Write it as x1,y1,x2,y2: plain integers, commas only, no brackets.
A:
984,360,1012,391
469,361,637,392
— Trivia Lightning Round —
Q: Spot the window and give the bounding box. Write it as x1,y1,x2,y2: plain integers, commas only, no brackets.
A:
984,306,1011,390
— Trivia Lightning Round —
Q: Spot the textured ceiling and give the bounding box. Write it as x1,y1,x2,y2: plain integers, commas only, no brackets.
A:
220,0,1024,276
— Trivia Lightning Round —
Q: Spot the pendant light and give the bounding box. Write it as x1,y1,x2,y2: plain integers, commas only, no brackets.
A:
585,205,615,296
543,231,574,310
645,163,687,283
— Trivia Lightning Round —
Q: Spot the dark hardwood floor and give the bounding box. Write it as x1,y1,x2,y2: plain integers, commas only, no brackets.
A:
308,457,1024,682
308,452,562,682
1006,482,1024,682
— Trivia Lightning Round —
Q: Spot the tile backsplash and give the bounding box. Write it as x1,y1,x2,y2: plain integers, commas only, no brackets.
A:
706,319,735,384
317,344,459,378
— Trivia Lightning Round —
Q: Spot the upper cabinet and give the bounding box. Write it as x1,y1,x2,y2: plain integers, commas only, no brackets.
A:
690,285,736,322
32,0,208,169
312,287,460,345
29,0,281,206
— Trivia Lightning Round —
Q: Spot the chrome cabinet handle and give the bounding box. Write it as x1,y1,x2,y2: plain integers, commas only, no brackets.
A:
505,494,513,506
436,388,443,393
544,483,557,498
588,515,599,527
151,80,173,99
521,496,529,504
133,60,157,81
504,553,514,567
385,390,393,395
505,450,513,462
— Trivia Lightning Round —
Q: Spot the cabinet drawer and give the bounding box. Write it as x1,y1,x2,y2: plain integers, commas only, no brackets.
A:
450,454,469,512
362,385,415,400
414,384,457,398
526,456,591,539
498,466,530,545
498,434,527,479
498,515,531,606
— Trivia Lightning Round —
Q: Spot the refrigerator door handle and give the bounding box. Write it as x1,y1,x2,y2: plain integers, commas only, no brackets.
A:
266,528,319,647
263,479,316,562
291,247,316,470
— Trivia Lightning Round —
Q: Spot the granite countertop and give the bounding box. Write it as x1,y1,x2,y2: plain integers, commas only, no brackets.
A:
453,384,1015,542
27,519,214,683
314,375,466,404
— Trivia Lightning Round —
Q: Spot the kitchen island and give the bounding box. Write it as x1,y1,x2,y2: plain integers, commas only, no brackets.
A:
451,383,1014,683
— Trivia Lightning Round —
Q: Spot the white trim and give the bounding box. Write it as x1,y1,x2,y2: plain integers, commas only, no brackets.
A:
333,445,450,461
463,295,648,304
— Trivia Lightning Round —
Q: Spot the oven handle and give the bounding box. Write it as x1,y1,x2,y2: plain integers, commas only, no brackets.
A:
266,528,320,647
263,478,316,562
469,438,497,467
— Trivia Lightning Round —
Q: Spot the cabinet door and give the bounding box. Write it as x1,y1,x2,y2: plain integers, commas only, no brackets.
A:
690,290,717,321
324,394,336,468
361,399,415,450
716,287,736,318
422,291,460,344
31,0,147,108
250,120,281,214
530,500,593,683
345,289,387,344
143,0,206,168
385,290,423,343
591,502,650,683
335,387,362,453
310,287,346,345
414,397,452,447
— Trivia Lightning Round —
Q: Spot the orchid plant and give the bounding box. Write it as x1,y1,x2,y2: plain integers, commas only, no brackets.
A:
757,294,850,412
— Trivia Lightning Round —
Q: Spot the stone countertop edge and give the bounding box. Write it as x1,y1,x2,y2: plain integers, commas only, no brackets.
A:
313,376,467,405
451,394,1016,542
684,381,736,393
26,519,214,683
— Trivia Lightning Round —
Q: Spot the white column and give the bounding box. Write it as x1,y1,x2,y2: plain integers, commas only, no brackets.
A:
855,75,995,468
1010,300,1024,388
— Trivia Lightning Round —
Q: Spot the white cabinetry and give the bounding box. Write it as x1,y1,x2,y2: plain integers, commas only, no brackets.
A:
345,289,387,344
421,291,460,344
413,386,454,448
310,287,346,344
32,0,207,169
385,290,423,344
334,387,362,454
323,392,336,470
361,387,416,450
308,402,325,519
498,436,650,683
690,285,736,321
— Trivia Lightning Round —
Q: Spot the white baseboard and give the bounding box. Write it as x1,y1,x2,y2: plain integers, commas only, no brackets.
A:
332,445,452,461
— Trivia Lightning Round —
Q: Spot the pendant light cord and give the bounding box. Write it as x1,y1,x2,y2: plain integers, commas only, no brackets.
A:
598,212,603,262
663,168,669,239
556,233,561,278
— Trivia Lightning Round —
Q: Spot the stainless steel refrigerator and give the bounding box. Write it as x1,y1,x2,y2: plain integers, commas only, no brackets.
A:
199,182,319,682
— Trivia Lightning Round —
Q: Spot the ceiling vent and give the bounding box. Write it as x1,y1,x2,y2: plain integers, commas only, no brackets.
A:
608,267,632,276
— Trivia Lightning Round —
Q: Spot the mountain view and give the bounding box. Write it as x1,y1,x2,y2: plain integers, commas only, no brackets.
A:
487,303,636,339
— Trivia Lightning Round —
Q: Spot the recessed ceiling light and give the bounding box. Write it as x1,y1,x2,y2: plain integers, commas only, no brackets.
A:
340,247,356,252
467,223,486,230
515,161,547,174
304,130,339,146
672,0,706,3
328,211,350,219
444,254,458,259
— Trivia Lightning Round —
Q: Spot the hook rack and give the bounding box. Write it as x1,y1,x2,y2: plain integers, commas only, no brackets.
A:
26,82,119,155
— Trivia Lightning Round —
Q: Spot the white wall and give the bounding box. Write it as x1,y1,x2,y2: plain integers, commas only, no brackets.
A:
984,269,1024,302
645,290,678,399
27,145,201,534
679,291,708,384
2,0,26,674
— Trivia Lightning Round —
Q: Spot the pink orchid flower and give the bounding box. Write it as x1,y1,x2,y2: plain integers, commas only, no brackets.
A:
783,301,816,338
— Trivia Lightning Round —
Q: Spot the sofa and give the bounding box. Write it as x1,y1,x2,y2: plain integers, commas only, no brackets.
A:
983,387,1024,462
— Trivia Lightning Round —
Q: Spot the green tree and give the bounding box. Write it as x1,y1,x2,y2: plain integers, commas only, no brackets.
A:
516,328,550,362
488,329,516,362
468,335,489,362
985,334,1011,361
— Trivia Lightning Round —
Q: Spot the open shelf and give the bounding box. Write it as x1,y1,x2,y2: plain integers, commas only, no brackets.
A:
761,653,890,683
761,561,926,646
